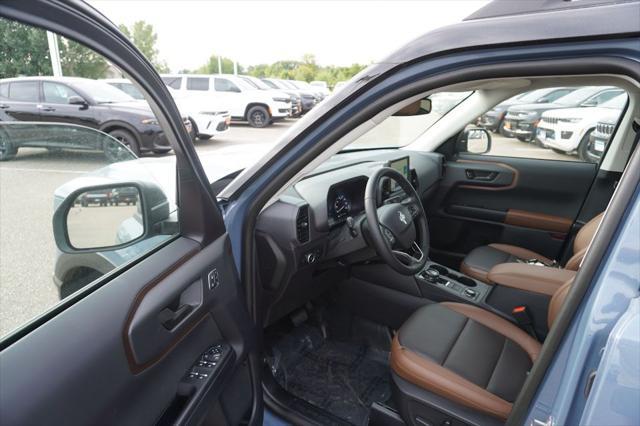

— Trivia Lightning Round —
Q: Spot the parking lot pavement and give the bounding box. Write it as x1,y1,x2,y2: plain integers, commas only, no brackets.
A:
0,119,575,336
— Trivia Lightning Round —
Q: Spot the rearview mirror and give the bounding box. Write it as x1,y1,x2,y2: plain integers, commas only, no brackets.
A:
53,181,171,253
393,98,432,116
457,127,492,154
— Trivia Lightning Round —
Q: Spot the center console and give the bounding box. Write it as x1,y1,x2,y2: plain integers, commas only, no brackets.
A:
416,261,493,304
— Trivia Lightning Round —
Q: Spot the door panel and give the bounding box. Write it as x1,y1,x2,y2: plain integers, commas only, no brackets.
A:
0,236,254,425
429,154,598,267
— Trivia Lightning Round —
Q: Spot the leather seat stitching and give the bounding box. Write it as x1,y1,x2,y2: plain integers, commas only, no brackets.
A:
485,336,508,390
441,318,468,365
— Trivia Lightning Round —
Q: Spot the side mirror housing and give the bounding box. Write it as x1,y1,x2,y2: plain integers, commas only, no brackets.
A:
68,96,88,109
457,127,492,154
53,181,170,253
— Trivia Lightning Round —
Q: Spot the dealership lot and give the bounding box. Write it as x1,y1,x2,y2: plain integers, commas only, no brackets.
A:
0,120,573,336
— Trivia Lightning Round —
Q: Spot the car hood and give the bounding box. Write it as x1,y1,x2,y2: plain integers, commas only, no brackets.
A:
102,101,155,116
54,144,272,208
507,102,571,113
541,106,621,120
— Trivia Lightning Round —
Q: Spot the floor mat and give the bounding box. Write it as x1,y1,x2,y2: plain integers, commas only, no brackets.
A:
268,325,392,425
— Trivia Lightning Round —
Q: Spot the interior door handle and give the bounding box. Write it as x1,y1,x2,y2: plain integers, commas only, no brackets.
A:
465,169,498,181
159,304,194,330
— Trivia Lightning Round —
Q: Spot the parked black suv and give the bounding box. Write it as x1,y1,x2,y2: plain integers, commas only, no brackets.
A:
0,76,190,161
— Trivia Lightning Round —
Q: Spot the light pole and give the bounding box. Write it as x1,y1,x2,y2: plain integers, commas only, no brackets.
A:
47,31,62,76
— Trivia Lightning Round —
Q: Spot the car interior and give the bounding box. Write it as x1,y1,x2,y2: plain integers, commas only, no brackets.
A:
250,76,639,425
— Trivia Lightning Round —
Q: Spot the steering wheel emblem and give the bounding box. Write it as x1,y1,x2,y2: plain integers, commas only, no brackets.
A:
398,211,407,225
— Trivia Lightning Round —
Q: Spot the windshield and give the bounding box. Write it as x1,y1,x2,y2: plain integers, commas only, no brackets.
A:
554,87,599,106
344,91,472,150
602,93,628,109
280,80,297,89
516,89,554,103
72,80,136,104
262,79,279,89
231,77,256,91
241,76,271,90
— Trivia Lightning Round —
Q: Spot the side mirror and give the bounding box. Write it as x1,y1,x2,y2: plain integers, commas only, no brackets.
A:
457,127,492,154
53,181,170,253
581,100,597,108
68,96,88,109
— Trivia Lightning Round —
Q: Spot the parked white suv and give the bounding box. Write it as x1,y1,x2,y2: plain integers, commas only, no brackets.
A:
536,93,627,161
103,78,231,140
161,74,292,127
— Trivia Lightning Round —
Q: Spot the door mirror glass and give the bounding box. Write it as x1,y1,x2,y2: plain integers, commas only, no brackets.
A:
65,185,143,250
68,95,87,106
458,127,492,154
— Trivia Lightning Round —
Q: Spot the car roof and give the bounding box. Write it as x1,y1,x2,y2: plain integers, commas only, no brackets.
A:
465,0,638,20
381,0,640,65
0,76,93,83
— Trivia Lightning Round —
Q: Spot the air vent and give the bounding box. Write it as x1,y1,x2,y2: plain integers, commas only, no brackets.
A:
296,205,310,243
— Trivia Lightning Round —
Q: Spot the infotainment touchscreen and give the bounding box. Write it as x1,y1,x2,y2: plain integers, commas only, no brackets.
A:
387,156,410,189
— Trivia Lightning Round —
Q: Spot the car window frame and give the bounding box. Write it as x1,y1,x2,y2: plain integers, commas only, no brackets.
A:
42,81,82,104
214,77,240,93
8,80,41,103
186,76,210,91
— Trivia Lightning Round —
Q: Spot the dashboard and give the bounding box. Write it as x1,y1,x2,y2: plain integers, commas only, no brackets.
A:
327,176,367,227
255,149,444,325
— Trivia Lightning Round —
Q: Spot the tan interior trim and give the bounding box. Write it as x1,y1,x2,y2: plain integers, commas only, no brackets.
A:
487,263,577,296
122,247,199,374
574,212,605,253
488,243,553,265
565,246,587,271
391,336,512,421
441,302,542,362
460,260,490,282
505,209,572,233
457,159,519,191
547,280,573,328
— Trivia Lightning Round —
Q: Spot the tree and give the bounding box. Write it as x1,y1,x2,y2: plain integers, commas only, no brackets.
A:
196,54,243,75
118,21,169,73
0,18,52,77
58,36,109,79
245,54,367,88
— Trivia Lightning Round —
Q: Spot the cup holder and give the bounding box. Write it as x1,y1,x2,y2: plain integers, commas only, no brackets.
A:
457,276,477,287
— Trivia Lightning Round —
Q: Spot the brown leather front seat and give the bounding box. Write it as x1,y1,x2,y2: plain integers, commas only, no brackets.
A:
460,212,603,283
390,281,571,422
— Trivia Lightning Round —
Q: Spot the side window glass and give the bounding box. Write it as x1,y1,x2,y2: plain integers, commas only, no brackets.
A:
162,76,182,90
186,77,209,91
43,82,81,104
8,81,39,102
0,19,181,338
472,86,627,163
214,78,239,93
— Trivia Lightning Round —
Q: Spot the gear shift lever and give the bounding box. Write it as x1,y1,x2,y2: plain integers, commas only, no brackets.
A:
422,268,440,282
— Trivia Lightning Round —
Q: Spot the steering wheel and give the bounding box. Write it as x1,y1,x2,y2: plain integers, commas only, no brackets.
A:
364,167,429,275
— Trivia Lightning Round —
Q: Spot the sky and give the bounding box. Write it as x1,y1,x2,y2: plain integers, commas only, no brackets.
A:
90,1,489,72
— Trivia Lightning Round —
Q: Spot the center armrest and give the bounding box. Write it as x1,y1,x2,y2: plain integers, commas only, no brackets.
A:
487,263,576,296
